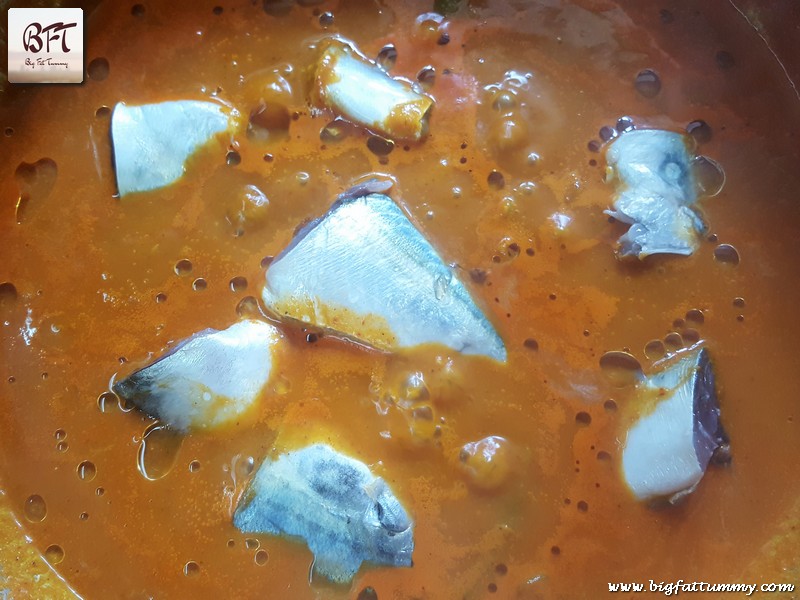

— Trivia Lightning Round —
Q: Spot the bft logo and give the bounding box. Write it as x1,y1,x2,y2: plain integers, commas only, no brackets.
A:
22,21,78,54
7,8,84,83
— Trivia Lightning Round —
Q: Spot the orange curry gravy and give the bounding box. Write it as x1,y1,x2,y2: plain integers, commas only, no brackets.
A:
1,0,800,598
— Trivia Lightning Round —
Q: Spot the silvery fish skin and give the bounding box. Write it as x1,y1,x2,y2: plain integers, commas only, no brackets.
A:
233,444,414,583
262,192,507,362
313,37,434,141
111,101,232,197
604,129,706,259
621,347,726,502
113,319,281,431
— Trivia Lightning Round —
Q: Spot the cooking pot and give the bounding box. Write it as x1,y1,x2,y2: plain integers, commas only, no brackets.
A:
0,0,798,597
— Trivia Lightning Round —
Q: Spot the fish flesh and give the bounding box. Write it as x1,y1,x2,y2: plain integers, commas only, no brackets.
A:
113,319,282,431
621,347,727,502
233,444,414,583
604,129,706,259
261,191,507,362
111,100,232,197
312,37,434,141
621,347,725,502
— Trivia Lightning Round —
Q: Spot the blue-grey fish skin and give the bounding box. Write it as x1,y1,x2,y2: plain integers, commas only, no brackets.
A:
687,348,722,466
262,193,507,362
233,444,414,583
605,129,705,259
112,320,280,431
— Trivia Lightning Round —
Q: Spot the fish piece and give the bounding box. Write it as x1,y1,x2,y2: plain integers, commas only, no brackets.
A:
262,192,507,362
233,444,413,583
113,319,281,431
312,37,434,141
111,100,232,197
604,129,706,259
621,347,727,502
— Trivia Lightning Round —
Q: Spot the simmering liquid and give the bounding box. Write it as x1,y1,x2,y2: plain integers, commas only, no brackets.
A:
1,1,799,598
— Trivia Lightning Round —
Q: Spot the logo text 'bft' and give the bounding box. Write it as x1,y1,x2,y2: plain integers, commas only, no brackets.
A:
22,22,78,54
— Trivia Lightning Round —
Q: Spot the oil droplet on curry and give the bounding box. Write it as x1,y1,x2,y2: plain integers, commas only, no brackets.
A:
1,0,800,598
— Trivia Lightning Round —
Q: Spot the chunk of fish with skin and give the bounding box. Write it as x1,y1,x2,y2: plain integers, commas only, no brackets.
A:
604,129,707,258
312,37,434,141
111,100,233,197
622,347,727,502
262,191,507,362
112,319,281,431
233,444,413,583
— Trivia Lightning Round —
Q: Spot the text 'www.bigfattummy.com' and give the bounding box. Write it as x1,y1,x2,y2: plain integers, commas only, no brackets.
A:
607,581,796,596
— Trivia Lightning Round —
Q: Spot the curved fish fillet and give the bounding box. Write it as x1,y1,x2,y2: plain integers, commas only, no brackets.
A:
262,193,507,362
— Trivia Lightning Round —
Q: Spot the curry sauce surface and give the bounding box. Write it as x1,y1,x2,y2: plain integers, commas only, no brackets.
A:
1,1,799,598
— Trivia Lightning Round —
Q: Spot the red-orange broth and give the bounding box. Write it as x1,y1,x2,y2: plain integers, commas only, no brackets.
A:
1,0,799,598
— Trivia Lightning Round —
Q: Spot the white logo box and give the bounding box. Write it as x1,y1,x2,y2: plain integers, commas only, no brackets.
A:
7,8,84,84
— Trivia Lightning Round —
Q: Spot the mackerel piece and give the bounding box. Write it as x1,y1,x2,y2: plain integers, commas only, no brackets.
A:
111,100,232,196
622,347,727,502
113,320,281,431
604,129,705,258
312,37,433,141
233,444,414,583
262,193,507,362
